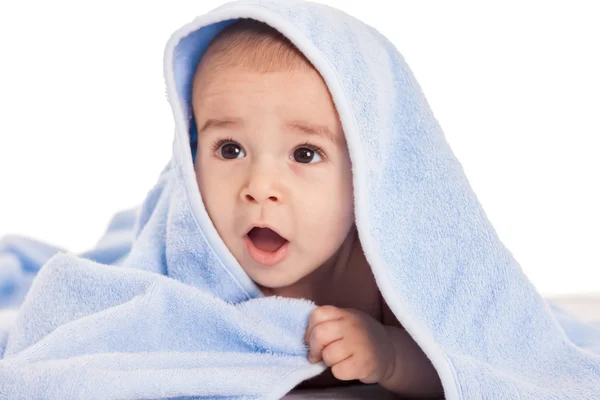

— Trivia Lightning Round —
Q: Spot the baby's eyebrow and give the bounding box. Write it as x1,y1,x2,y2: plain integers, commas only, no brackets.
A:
197,117,242,133
286,120,340,145
197,117,339,145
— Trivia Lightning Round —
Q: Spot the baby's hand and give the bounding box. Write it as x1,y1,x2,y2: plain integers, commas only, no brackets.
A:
304,305,396,384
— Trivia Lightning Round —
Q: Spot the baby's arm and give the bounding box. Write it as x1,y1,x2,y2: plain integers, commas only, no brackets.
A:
379,324,444,398
380,300,444,397
304,303,444,398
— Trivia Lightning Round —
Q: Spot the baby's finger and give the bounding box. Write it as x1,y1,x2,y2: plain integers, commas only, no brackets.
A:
304,305,344,345
331,355,358,381
321,337,352,367
307,319,344,363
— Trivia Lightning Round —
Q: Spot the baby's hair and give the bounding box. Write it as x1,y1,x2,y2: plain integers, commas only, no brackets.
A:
196,18,315,75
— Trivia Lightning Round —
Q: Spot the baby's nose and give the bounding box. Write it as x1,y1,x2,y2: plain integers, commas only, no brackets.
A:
244,193,279,204
241,169,284,204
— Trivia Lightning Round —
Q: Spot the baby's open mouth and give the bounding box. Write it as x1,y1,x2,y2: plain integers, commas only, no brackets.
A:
247,227,288,253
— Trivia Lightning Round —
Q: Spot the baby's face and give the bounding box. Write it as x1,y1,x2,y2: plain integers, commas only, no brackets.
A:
192,64,354,291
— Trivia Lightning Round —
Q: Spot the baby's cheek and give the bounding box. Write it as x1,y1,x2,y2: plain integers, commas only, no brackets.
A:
289,164,336,188
289,162,310,178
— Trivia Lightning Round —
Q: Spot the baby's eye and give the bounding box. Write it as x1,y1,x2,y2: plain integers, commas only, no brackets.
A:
292,146,323,164
213,139,246,160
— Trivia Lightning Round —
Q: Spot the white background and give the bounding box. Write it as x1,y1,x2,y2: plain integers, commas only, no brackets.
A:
0,1,598,297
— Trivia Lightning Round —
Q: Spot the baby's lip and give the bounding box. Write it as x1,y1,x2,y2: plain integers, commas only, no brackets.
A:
244,222,288,242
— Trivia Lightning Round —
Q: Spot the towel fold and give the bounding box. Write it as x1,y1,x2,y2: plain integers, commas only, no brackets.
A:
1,0,599,398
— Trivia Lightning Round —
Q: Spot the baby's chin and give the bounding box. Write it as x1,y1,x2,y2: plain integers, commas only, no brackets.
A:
235,243,324,297
250,273,301,292
247,268,313,298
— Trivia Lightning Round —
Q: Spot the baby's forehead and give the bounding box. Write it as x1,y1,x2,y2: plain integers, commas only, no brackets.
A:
197,114,343,146
193,70,342,142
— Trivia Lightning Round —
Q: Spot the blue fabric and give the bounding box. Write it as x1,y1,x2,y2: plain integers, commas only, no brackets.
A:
1,0,599,398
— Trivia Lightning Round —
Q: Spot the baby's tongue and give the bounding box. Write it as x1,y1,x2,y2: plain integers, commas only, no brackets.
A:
249,228,286,252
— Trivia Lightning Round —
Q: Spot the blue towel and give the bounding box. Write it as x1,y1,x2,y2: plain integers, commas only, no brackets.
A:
1,0,599,398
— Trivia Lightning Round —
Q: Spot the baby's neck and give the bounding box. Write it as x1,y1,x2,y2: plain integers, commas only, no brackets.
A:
259,224,360,305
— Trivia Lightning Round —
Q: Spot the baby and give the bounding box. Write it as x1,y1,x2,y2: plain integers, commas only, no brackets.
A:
191,19,443,398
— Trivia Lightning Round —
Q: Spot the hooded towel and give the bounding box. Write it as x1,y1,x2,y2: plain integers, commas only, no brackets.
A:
1,0,599,398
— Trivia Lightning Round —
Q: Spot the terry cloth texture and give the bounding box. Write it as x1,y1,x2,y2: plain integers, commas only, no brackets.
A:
1,1,599,398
